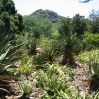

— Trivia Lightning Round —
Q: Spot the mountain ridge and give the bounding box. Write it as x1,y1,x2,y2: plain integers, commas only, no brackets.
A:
31,9,65,23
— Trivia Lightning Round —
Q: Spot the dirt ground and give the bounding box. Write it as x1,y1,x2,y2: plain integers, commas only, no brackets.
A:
72,62,91,96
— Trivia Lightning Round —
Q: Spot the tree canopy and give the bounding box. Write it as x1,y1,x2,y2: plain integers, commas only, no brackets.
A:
58,14,87,38
58,18,71,36
0,0,24,34
89,9,99,33
23,15,52,38
72,14,86,37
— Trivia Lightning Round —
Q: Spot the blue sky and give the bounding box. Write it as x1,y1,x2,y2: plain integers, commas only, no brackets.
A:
13,0,99,18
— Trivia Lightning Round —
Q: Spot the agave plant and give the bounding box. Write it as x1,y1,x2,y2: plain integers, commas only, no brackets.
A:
0,33,23,96
19,80,33,99
26,38,37,55
83,54,99,91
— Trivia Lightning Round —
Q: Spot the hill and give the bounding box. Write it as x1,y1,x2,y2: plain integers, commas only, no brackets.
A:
31,9,65,23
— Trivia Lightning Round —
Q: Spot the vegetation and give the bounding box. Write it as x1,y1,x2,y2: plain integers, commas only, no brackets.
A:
19,80,33,99
83,32,99,48
75,50,99,91
0,0,24,35
58,18,82,65
72,14,87,37
0,0,99,98
89,9,99,33
23,15,53,38
0,32,24,97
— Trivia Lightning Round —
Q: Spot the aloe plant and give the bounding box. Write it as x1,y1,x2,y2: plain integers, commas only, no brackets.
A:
83,54,99,91
0,33,23,96
88,54,99,76
26,32,38,55
19,80,33,99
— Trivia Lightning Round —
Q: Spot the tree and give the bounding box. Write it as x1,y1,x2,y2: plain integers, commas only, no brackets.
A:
58,18,81,65
23,15,52,38
0,0,24,34
58,18,71,36
89,9,99,33
72,14,86,37
85,18,92,32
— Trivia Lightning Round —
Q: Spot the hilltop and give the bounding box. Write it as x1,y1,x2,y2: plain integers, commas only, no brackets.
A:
31,9,65,23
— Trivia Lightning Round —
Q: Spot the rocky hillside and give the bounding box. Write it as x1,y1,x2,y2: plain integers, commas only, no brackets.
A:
31,9,65,23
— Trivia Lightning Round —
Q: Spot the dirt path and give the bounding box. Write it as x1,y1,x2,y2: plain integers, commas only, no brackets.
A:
72,62,91,96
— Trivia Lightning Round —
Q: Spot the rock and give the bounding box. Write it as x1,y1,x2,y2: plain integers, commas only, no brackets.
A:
31,9,65,23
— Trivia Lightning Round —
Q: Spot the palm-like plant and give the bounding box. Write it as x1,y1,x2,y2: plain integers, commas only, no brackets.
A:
26,33,38,55
84,54,99,91
27,38,37,55
0,33,23,96
61,33,80,65
58,18,81,65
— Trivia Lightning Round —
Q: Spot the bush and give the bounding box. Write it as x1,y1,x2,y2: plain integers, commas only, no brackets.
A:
83,32,99,48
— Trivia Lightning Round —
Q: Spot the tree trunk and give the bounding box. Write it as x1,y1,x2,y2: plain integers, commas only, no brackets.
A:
62,50,75,65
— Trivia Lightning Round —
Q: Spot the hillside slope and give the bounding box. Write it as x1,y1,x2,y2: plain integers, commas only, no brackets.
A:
31,9,65,23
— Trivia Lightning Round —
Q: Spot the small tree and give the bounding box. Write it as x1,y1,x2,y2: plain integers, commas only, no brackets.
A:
72,14,86,38
58,18,81,65
89,9,99,33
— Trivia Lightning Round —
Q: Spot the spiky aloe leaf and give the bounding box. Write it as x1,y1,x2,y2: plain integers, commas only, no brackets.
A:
0,34,12,55
88,55,99,76
0,83,10,87
3,65,19,70
0,75,17,91
0,33,24,93
0,79,15,84
0,50,9,62
0,44,23,72
89,64,99,76
94,92,99,99
0,88,10,94
4,44,23,59
0,75,17,80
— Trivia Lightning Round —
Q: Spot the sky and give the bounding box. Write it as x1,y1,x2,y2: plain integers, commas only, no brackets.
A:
13,0,99,18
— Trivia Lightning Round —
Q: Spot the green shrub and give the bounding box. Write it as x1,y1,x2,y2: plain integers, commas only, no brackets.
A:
83,32,99,49
75,49,99,64
36,63,74,98
11,56,34,76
